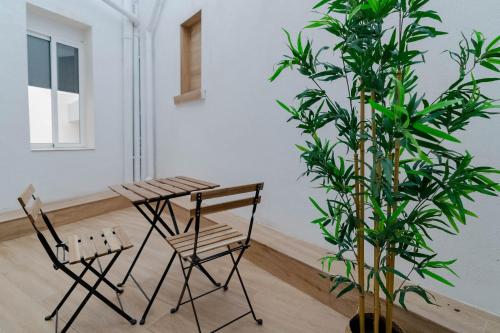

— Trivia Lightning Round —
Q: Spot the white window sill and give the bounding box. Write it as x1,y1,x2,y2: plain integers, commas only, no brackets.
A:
31,147,95,152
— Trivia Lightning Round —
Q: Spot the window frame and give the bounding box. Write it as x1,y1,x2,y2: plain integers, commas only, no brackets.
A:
27,29,86,150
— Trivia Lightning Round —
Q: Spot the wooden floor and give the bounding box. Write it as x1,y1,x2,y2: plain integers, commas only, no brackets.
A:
0,207,348,333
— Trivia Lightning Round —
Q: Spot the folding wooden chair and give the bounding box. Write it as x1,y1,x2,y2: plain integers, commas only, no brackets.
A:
17,185,137,333
167,183,264,333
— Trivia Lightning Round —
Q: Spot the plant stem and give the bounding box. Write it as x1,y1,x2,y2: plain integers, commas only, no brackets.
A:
386,70,403,333
358,87,366,333
371,90,381,333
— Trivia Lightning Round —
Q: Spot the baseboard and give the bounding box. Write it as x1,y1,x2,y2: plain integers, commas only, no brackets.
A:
0,191,131,242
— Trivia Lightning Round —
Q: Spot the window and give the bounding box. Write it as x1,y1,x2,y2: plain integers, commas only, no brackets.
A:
27,31,84,148
174,11,202,104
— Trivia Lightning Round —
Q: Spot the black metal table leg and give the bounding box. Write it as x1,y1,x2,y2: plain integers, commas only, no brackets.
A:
139,252,176,325
118,201,167,287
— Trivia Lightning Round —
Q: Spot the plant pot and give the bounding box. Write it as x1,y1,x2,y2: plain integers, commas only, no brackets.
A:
345,313,405,333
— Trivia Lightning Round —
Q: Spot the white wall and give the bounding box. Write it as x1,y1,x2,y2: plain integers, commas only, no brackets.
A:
153,0,500,314
0,0,129,211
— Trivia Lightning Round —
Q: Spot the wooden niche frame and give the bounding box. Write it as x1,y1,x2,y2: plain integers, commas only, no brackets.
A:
174,10,203,105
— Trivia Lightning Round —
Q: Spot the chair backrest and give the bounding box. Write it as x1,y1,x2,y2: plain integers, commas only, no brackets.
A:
189,182,264,257
17,184,64,248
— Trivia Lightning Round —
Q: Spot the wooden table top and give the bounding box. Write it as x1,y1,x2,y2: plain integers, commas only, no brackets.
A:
109,176,219,203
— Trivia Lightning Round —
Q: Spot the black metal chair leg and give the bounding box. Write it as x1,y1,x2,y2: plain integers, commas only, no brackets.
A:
185,270,202,333
88,265,123,294
172,256,202,333
139,252,176,325
59,254,137,329
228,249,263,325
60,253,125,333
195,259,221,287
45,259,95,321
222,247,245,290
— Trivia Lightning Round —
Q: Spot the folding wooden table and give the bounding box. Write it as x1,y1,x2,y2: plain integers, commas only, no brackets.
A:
109,176,220,325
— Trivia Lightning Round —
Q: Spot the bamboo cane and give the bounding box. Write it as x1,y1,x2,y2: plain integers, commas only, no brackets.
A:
371,91,381,333
359,87,367,333
354,151,365,333
386,72,403,333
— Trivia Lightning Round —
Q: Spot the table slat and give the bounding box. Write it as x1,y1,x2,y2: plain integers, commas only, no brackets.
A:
176,176,219,188
170,177,210,190
135,182,172,196
122,184,158,200
159,178,197,191
109,185,144,203
146,180,188,195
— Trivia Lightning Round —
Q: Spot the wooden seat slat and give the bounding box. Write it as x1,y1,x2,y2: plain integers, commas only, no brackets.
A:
172,227,236,248
109,185,145,203
68,235,81,264
18,184,35,207
146,180,188,195
91,232,110,257
122,184,158,200
179,235,247,258
167,224,229,243
175,230,243,252
66,228,133,265
169,177,209,190
135,182,172,196
176,176,219,189
158,178,197,191
113,227,133,250
102,228,122,252
79,234,97,261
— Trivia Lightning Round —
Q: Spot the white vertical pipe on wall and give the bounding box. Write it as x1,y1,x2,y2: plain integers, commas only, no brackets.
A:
149,0,166,179
121,0,134,182
141,31,155,179
132,0,142,181
142,0,166,179
102,0,163,181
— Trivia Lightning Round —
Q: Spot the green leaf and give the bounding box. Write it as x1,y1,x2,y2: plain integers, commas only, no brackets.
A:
337,282,356,298
480,61,499,72
276,100,291,112
313,0,330,9
295,144,308,152
387,200,410,226
370,100,395,119
413,123,461,143
416,99,461,117
309,197,328,216
421,269,455,287
269,64,287,82
486,35,500,51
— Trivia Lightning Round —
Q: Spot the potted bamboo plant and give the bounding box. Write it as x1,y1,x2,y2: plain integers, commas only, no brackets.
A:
270,0,500,332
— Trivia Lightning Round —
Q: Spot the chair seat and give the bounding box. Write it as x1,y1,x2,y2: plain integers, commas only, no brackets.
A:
166,224,247,258
66,227,133,265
